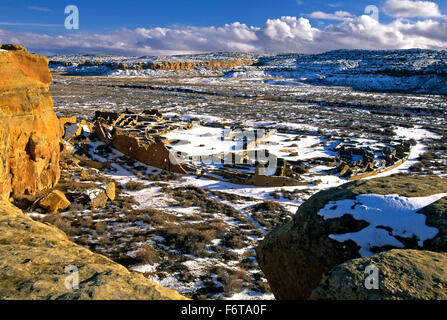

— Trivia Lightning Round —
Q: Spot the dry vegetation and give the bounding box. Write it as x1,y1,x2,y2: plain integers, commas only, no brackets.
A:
33,72,447,300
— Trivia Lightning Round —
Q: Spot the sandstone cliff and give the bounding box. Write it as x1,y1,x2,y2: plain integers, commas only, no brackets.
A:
0,200,187,299
256,175,447,299
0,44,62,199
0,45,186,300
52,59,253,72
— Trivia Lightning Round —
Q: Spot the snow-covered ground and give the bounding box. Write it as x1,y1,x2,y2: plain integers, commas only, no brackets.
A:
44,49,447,300
75,119,442,299
50,49,447,94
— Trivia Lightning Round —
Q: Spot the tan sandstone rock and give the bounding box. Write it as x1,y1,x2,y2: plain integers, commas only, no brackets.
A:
39,190,71,213
89,189,109,209
0,200,187,300
0,45,62,199
104,182,116,201
256,175,447,300
311,249,447,300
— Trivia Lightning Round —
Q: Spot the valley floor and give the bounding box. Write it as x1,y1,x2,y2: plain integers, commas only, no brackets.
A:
23,72,446,300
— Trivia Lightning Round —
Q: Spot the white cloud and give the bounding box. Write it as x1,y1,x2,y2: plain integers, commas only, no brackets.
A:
328,3,343,8
262,16,315,41
0,14,446,56
308,11,353,20
27,6,52,12
0,22,61,28
383,0,442,18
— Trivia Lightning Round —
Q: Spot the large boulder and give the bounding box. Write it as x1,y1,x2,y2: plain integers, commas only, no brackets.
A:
311,249,447,300
39,190,71,213
256,175,447,299
0,45,62,199
0,200,187,300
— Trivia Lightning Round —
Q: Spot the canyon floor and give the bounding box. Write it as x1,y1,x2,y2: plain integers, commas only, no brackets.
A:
22,57,447,300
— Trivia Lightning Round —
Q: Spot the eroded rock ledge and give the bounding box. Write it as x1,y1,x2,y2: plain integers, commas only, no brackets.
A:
0,200,186,299
0,44,61,199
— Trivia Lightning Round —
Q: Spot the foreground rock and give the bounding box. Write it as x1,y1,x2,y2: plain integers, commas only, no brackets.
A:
311,249,447,300
88,188,109,210
104,182,116,201
0,45,62,199
39,190,71,213
256,175,447,299
0,200,187,300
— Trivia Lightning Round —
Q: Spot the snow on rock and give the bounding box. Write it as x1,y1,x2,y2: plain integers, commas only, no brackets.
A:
318,193,447,257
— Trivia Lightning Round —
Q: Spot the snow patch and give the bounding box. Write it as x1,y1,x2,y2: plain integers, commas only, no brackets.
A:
318,193,447,257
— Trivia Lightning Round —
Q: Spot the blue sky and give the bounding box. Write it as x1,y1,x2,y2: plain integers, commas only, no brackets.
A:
0,0,446,55
0,0,423,32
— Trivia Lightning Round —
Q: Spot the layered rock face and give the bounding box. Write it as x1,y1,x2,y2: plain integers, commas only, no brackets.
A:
0,44,62,199
311,250,447,300
0,200,187,299
256,175,447,299
50,59,254,73
0,45,187,300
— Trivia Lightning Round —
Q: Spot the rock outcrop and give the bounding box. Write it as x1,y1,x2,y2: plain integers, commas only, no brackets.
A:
311,249,447,300
50,58,254,73
38,190,71,213
0,199,187,300
256,175,447,300
0,45,187,300
0,44,62,199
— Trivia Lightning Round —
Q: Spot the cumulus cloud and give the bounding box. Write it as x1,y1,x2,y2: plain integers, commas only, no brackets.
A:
383,0,442,18
0,14,446,56
308,11,353,20
262,17,315,41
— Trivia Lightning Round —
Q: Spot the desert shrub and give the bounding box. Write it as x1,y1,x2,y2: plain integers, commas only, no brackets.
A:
419,152,434,162
238,251,257,271
260,200,281,211
269,192,281,200
177,199,194,208
68,202,87,213
136,243,160,264
222,231,246,249
171,186,233,214
80,216,94,228
161,224,216,255
150,172,181,182
135,208,179,226
99,235,111,246
95,221,107,234
410,162,423,172
119,196,140,211
212,267,250,297
210,191,256,202
125,180,147,191
420,152,433,160
42,214,79,239
207,220,227,239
